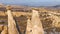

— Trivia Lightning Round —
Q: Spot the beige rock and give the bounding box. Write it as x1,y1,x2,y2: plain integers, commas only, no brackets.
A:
26,18,32,34
26,10,44,34
7,10,19,34
0,25,4,31
50,15,60,28
1,26,7,34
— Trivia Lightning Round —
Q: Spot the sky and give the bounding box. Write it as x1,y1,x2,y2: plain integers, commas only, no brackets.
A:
0,0,60,6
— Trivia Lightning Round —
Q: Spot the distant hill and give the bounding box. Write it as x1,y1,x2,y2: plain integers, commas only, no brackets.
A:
52,5,60,8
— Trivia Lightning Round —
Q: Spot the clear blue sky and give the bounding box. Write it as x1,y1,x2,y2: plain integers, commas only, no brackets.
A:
0,0,60,6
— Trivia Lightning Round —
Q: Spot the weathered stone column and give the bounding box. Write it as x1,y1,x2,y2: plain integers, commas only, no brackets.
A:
7,10,19,34
26,10,44,34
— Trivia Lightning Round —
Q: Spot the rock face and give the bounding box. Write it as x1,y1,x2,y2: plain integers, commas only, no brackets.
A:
26,18,32,34
26,10,44,34
1,26,7,34
51,15,60,28
0,25,4,31
7,10,19,34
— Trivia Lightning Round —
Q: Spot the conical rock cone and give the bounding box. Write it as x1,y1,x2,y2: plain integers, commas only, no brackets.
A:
7,10,19,34
31,10,44,34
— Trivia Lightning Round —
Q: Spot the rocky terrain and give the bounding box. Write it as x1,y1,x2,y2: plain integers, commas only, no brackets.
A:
0,5,60,34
